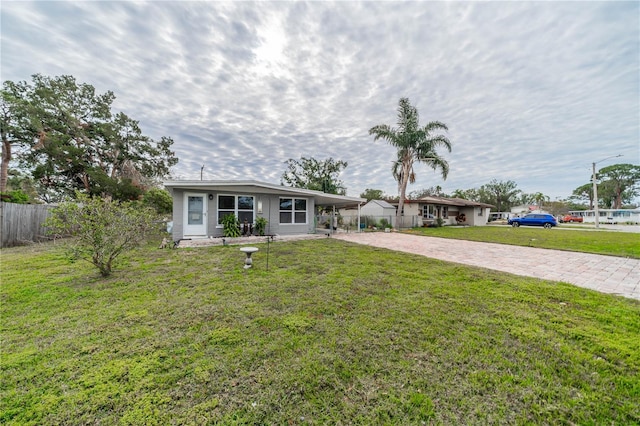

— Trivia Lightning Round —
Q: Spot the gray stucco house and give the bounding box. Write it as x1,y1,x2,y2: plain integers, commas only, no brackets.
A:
164,180,365,240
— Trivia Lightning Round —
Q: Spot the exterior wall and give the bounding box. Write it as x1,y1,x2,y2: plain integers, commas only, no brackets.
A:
171,189,317,240
575,209,640,224
171,188,185,241
360,202,396,226
261,194,316,236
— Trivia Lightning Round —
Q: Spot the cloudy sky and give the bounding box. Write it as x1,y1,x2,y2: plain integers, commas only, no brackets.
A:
1,1,638,200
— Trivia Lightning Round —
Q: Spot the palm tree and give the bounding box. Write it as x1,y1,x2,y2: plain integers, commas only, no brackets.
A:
369,98,451,228
531,192,549,211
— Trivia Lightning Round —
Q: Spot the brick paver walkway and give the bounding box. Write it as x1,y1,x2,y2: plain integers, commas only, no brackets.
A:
333,232,640,301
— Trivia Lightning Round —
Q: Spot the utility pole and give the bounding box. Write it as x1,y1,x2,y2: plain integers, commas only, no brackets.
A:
592,161,599,228
200,165,204,181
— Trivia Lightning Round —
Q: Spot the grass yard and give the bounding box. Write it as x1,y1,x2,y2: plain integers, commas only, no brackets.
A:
2,238,639,425
406,225,640,259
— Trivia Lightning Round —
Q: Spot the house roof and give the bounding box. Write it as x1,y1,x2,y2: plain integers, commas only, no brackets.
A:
366,199,396,209
163,180,366,207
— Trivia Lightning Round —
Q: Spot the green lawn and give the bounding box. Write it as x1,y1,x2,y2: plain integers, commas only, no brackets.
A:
2,239,639,424
406,225,640,258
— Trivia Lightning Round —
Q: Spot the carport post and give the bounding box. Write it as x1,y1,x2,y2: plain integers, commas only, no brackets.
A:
332,205,336,235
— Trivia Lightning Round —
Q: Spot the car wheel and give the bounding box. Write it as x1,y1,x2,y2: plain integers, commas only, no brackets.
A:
512,222,520,228
544,223,552,229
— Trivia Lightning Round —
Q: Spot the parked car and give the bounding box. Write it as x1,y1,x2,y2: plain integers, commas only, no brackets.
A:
559,214,583,223
508,214,557,228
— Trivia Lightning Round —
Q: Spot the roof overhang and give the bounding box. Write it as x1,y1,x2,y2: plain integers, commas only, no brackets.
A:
414,196,495,209
163,180,366,207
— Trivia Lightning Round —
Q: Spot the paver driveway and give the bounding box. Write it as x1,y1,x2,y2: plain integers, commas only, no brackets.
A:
333,232,640,301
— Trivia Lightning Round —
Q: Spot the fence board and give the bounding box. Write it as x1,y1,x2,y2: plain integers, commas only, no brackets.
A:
0,202,55,248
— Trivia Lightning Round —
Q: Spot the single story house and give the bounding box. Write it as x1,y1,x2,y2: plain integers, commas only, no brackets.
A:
164,180,366,240
395,196,495,227
359,199,397,227
571,208,640,224
340,196,495,228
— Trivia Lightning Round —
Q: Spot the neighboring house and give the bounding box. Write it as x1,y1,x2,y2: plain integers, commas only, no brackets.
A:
489,212,512,221
510,205,549,216
414,196,494,226
359,196,495,228
359,199,397,227
164,180,365,240
572,208,640,224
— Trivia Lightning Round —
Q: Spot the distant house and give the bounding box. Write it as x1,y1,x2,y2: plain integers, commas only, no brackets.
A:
340,196,494,228
572,208,640,224
360,199,396,223
164,180,365,240
511,205,549,216
410,196,494,227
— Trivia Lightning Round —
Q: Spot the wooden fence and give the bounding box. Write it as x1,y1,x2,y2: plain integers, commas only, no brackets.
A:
0,202,55,248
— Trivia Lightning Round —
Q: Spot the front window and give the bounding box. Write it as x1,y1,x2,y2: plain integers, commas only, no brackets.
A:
217,195,254,225
422,205,435,219
280,198,307,224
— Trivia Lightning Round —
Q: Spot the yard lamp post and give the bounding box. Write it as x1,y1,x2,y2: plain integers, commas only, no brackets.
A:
592,154,622,229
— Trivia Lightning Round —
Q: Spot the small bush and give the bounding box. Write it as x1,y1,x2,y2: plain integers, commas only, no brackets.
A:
142,188,173,215
255,217,268,236
221,213,240,238
0,190,29,204
45,193,158,276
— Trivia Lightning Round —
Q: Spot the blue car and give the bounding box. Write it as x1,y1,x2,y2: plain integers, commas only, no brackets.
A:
508,214,557,229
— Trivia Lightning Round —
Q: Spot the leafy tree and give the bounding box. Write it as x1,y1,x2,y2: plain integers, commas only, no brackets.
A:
597,164,640,209
1,74,178,201
525,192,549,210
451,188,480,201
479,179,521,212
281,157,348,195
360,188,385,201
1,80,34,194
142,188,173,215
45,193,158,277
369,98,451,227
0,189,29,203
408,185,446,199
571,183,595,209
3,169,39,202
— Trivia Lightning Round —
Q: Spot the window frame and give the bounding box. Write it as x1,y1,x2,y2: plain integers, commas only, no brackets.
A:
279,197,308,225
217,194,255,227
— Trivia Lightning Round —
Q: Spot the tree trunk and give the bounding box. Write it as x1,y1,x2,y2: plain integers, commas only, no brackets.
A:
396,161,411,229
1,133,11,193
614,190,622,209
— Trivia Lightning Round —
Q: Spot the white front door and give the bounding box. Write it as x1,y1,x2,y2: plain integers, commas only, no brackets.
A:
184,193,207,236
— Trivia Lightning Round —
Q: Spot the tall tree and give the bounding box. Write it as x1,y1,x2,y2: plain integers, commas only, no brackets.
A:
571,183,595,209
0,80,33,194
479,179,521,212
451,188,480,201
408,185,445,199
1,74,178,201
281,156,348,195
360,188,385,201
596,164,640,209
530,192,549,210
369,98,451,227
